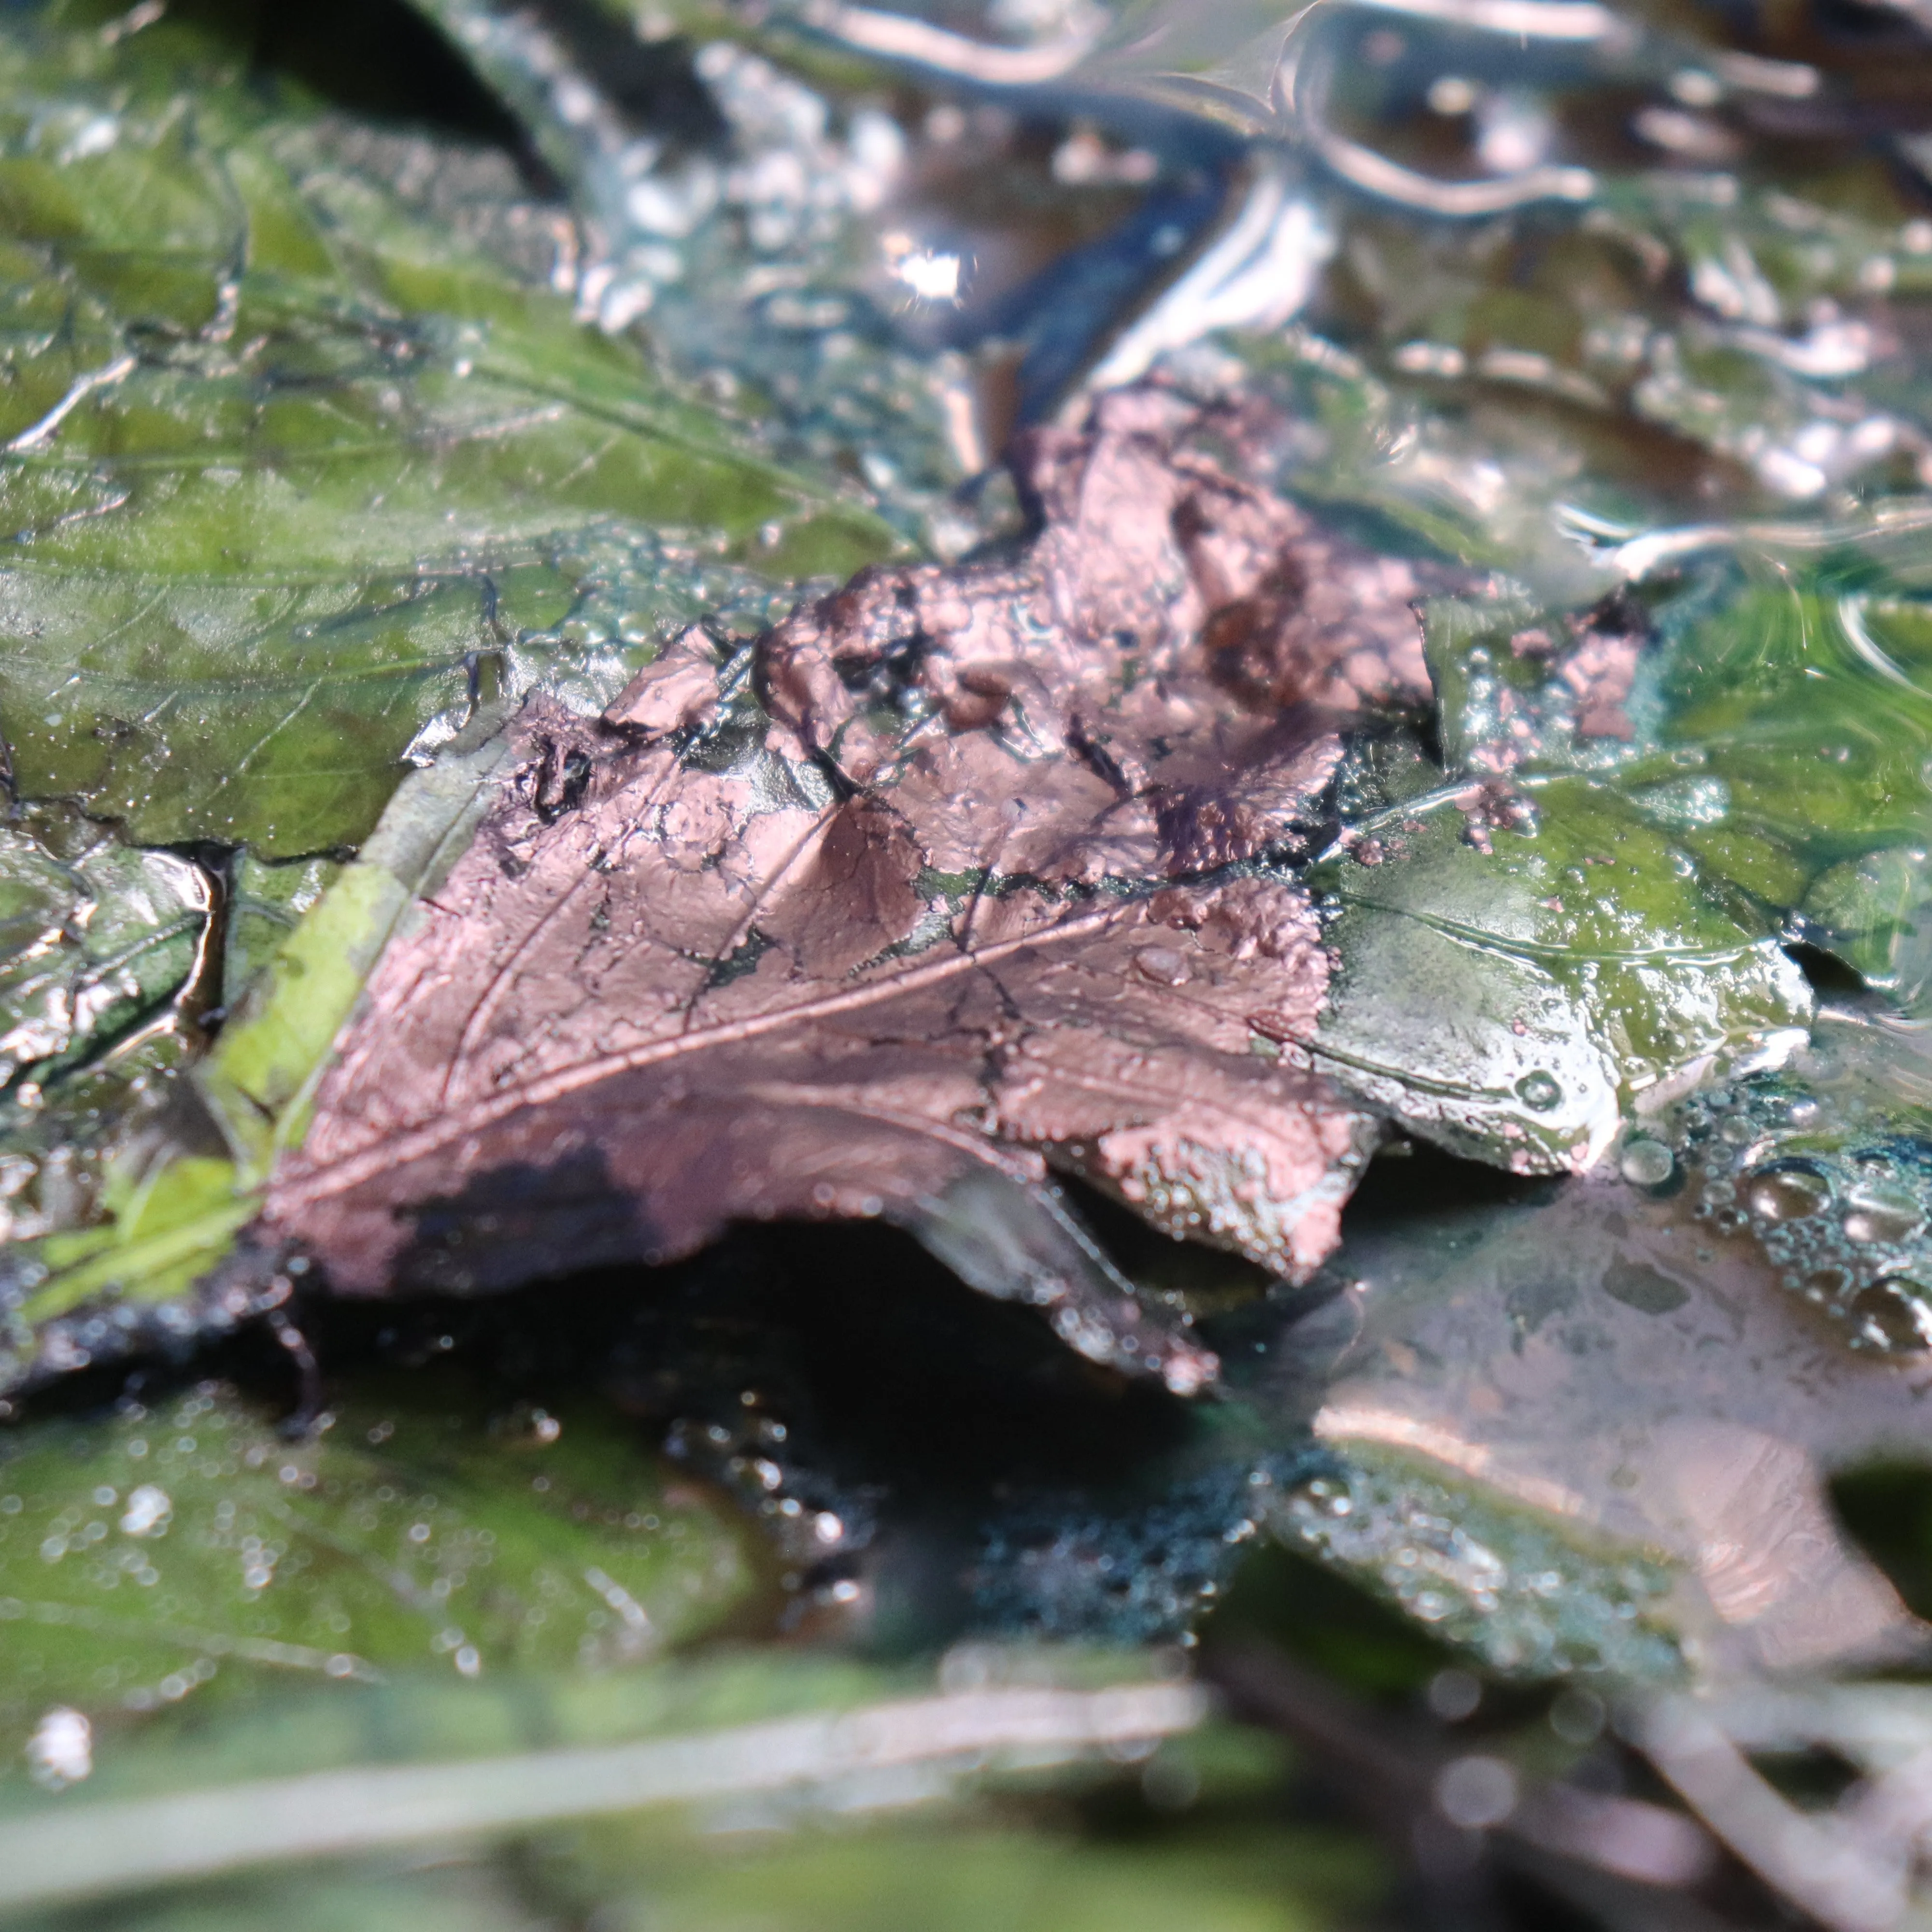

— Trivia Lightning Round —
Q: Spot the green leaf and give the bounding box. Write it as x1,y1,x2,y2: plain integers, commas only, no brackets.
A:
0,1365,754,1767
195,719,520,1173
1803,848,1932,1007
0,806,217,1236
0,1641,1335,1932
540,1817,1375,1932
1269,1448,1682,1680
1656,582,1932,862
1311,773,1812,1170
0,7,894,857
0,813,209,1116
223,853,340,1017
2,719,518,1358
1413,561,1932,1006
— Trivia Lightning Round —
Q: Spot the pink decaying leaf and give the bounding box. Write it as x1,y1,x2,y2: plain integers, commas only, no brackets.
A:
264,387,1434,1392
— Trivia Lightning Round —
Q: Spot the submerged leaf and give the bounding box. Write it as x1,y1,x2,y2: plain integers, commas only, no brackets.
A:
1803,848,1932,1007
1270,1134,1932,1677
260,388,1437,1389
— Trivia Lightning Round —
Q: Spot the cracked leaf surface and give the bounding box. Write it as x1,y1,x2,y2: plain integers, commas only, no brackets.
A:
264,390,1434,1382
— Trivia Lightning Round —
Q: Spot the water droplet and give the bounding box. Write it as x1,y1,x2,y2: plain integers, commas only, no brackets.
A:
1718,1115,1756,1146
1843,1185,1922,1245
1848,1277,1932,1352
1134,946,1189,986
1742,1163,1830,1223
1548,1689,1605,1745
1427,1668,1482,1720
1515,1071,1562,1111
1435,1754,1518,1829
118,1484,171,1538
1619,1139,1673,1187
26,1707,90,1789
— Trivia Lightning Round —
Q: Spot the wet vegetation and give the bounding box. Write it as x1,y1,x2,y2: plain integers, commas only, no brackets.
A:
4,0,1932,1923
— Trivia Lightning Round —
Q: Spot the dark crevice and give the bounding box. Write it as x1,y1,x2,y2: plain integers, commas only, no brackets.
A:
1783,939,1870,1000
168,0,552,177
1830,1460,1932,1630
5,1216,1207,1635
1341,1133,1563,1226
171,840,232,1039
527,0,728,149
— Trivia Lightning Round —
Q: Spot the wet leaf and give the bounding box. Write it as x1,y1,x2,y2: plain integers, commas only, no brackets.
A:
0,814,211,1124
1263,1448,1685,1680
254,387,1447,1390
222,853,341,1016
1653,579,1932,862
1311,766,1812,1171
0,807,221,1257
1406,550,1932,1018
409,0,1243,526
17,28,1932,1922
1802,847,1932,1005
0,721,523,1370
0,3,892,856
0,1366,753,1767
1263,1133,1932,1678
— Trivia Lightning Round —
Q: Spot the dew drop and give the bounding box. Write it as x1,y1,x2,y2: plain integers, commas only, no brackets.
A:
26,1707,91,1790
1848,1277,1932,1353
1515,1071,1562,1111
1435,1754,1518,1829
1843,1185,1922,1246
1619,1139,1673,1187
1741,1162,1829,1223
1134,946,1189,986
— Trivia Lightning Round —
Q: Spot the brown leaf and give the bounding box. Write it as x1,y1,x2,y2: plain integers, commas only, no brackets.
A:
264,388,1428,1392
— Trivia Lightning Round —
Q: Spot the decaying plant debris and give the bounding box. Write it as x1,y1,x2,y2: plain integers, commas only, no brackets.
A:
265,387,1434,1388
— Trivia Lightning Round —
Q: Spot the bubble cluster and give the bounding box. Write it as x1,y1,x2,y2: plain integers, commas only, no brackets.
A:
1274,1454,1679,1679
973,1458,1307,1646
1662,1078,1932,1354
